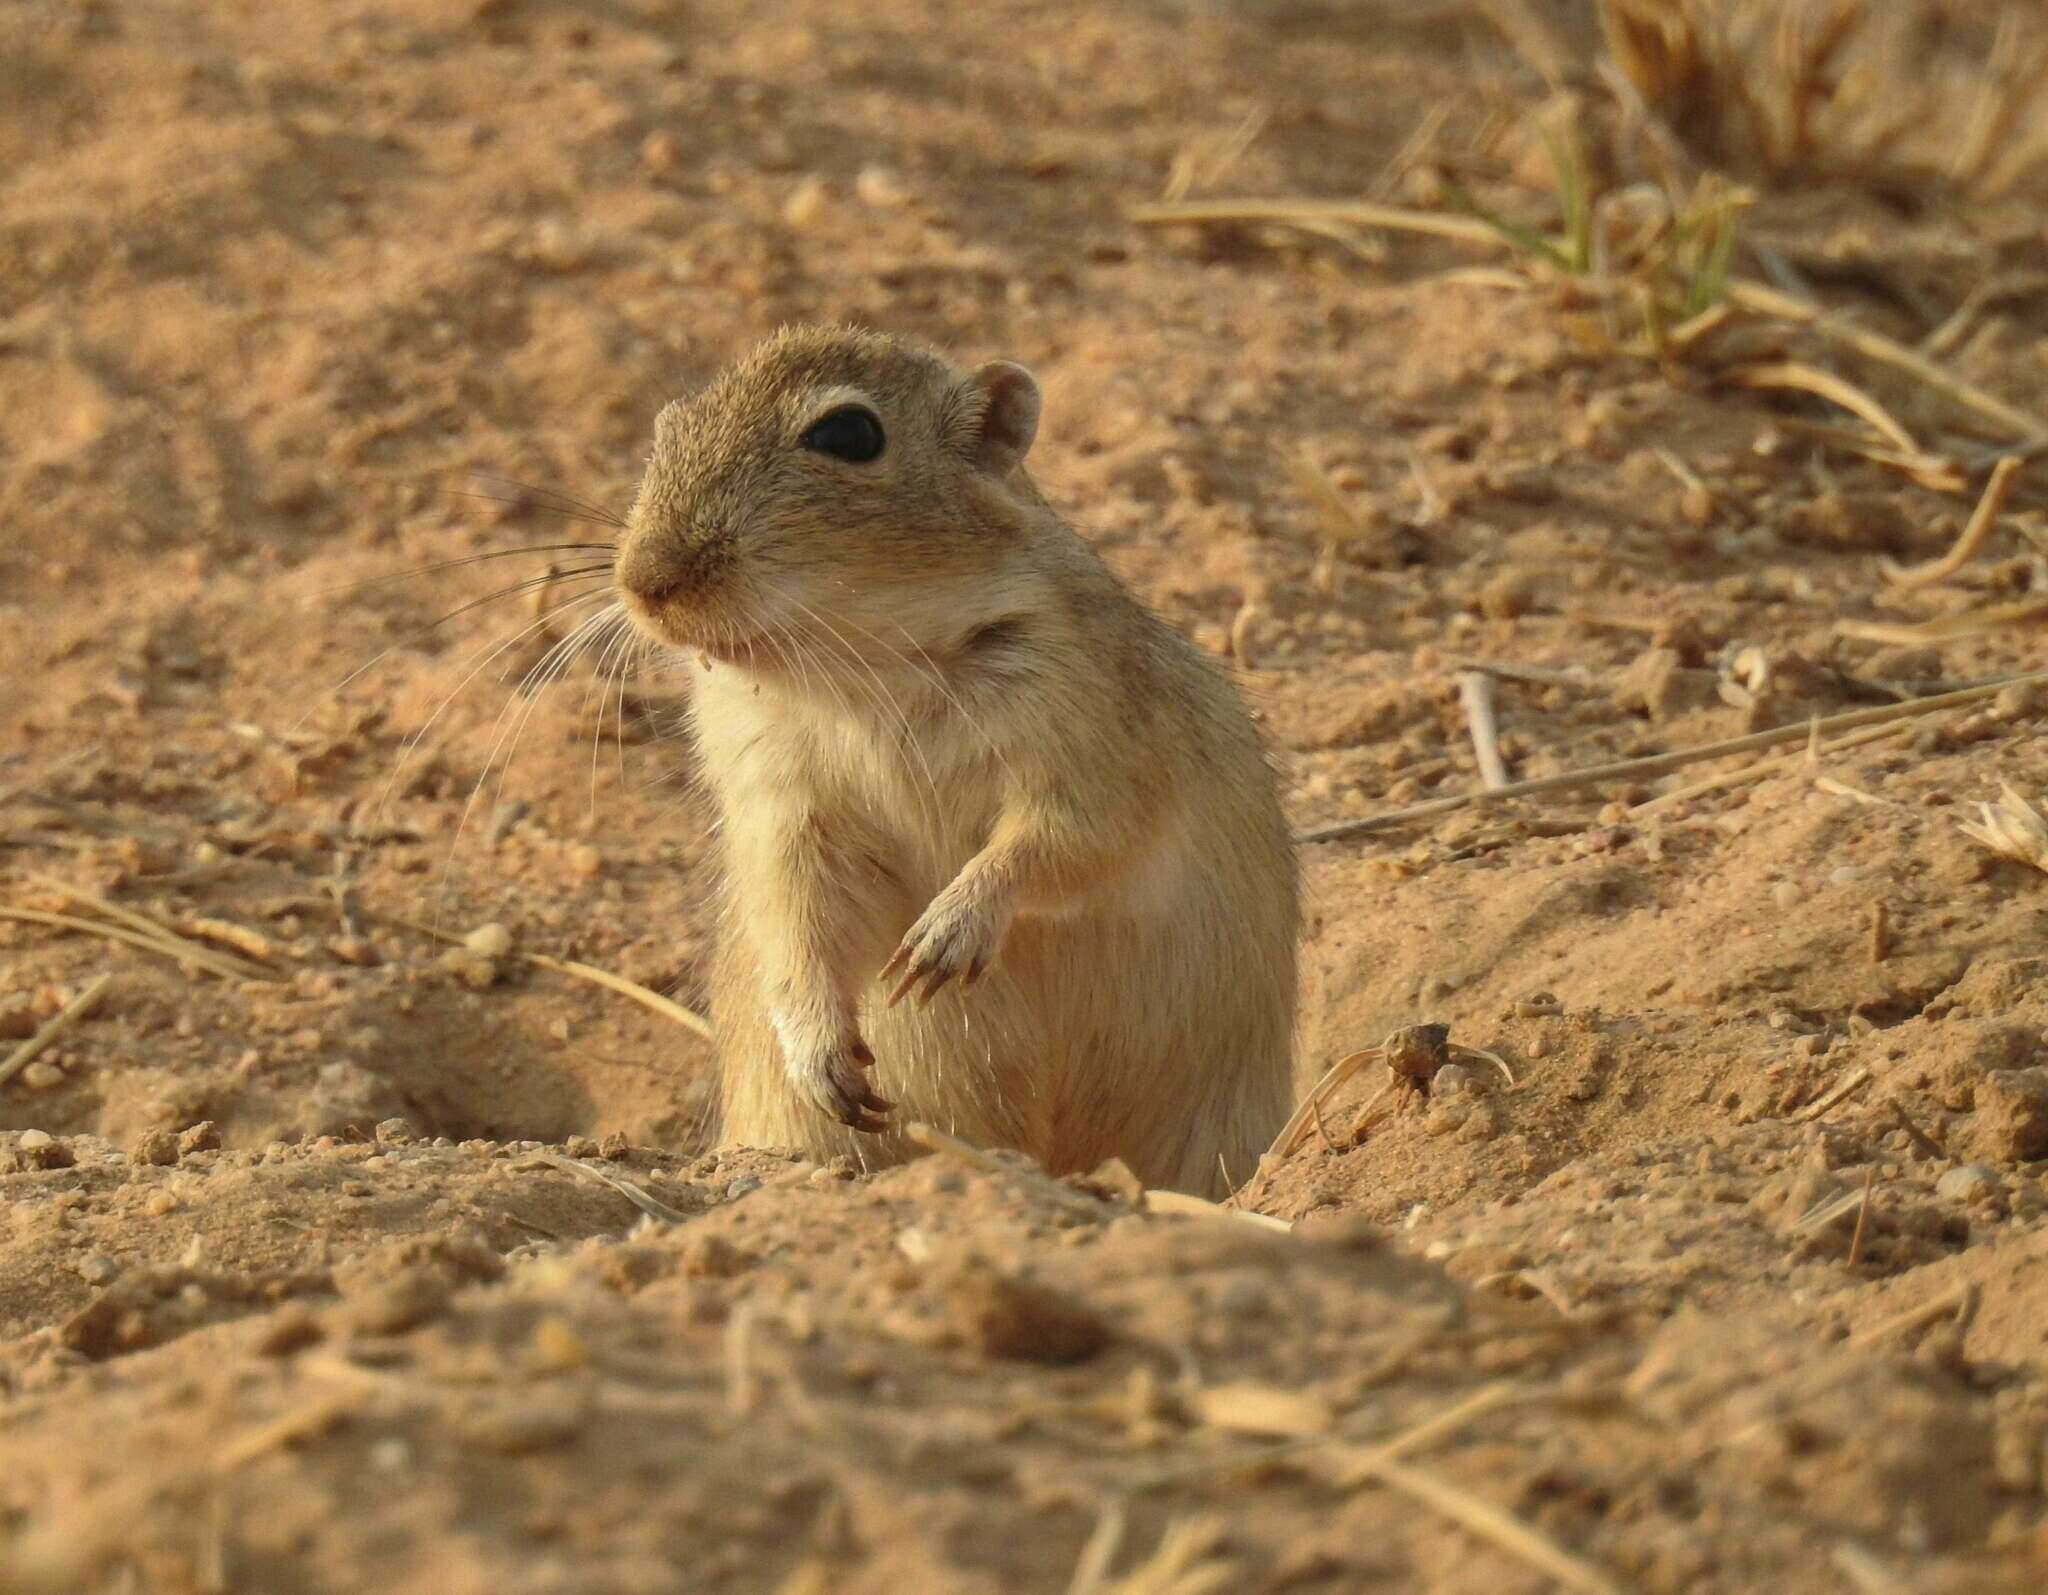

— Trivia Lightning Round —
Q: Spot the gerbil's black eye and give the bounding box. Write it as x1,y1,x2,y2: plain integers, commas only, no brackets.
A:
801,406,886,464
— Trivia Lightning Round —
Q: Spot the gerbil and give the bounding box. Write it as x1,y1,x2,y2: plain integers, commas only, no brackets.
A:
615,326,1296,1197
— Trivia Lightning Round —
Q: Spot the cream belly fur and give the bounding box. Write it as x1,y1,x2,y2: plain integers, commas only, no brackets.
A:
614,325,1299,1197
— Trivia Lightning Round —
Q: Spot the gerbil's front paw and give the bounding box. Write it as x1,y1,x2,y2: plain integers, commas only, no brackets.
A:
881,884,1011,1007
789,1035,894,1134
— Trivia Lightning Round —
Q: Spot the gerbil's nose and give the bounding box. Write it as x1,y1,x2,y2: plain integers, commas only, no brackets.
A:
616,536,683,604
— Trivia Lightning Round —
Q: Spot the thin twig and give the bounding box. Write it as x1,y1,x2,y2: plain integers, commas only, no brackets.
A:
1726,361,1925,456
1130,197,1506,247
0,907,269,982
1847,1281,1978,1350
1845,1165,1877,1269
366,910,712,1040
1881,456,2024,588
1794,1066,1873,1123
531,1148,690,1224
1300,672,2045,843
1346,1452,1631,1595
27,874,274,980
1458,671,1510,791
1725,280,2048,448
0,973,113,1087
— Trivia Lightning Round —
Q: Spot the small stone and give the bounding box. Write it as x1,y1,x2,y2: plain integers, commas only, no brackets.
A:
854,164,910,209
375,1117,414,1145
1478,569,1537,620
530,1316,588,1372
439,947,501,990
565,843,604,879
329,934,381,967
1432,1063,1475,1096
76,1254,119,1285
1974,1069,2048,1161
178,1121,221,1155
456,1393,586,1453
680,1233,754,1279
639,130,682,173
13,1132,75,1171
781,175,827,227
1772,881,1802,911
599,1132,631,1160
463,923,513,959
562,1135,600,1159
254,1303,325,1356
1935,1165,2003,1204
21,1061,65,1089
143,1190,179,1216
131,1128,181,1167
343,1267,450,1334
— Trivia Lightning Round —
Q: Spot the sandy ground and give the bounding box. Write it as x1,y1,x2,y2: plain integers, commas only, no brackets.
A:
4,0,2048,1590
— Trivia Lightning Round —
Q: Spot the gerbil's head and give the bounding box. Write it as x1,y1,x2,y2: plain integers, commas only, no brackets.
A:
615,325,1044,671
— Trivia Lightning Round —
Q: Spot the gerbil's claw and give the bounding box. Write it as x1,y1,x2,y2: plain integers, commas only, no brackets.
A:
883,892,1006,1007
798,1036,894,1135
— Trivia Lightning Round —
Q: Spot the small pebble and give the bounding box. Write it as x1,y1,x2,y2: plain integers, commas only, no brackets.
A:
131,1128,181,1167
76,1254,119,1286
1935,1165,2003,1204
18,1129,53,1150
22,1061,65,1090
464,923,513,959
1772,881,1801,910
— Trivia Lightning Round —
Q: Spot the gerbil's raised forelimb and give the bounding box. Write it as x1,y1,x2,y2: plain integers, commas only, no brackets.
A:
882,771,1164,1007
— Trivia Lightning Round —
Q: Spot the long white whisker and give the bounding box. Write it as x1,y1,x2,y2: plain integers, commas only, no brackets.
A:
375,586,614,823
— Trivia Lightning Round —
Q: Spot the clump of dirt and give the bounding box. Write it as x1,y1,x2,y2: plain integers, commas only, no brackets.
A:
3,0,2048,1590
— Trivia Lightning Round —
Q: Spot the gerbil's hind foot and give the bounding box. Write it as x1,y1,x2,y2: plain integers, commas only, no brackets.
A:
790,1036,894,1133
882,880,1011,1006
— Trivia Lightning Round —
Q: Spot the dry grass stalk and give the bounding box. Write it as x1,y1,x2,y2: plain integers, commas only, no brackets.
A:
26,874,275,980
532,1148,689,1224
1270,1028,1513,1159
1726,360,1924,457
1133,1378,1524,1492
0,906,269,983
1725,280,2048,450
1847,1280,1978,1350
1845,1164,1877,1268
0,972,113,1088
1459,671,1511,791
1793,1065,1873,1123
1140,1189,1293,1235
1349,1450,1632,1595
1190,1382,1335,1439
1064,1506,1128,1595
1881,456,2024,588
1099,1516,1231,1595
368,909,712,1040
1631,719,1913,816
1131,196,1505,248
1302,670,2045,843
211,1392,360,1473
1836,596,2048,647
1959,785,2048,875
1869,900,1889,964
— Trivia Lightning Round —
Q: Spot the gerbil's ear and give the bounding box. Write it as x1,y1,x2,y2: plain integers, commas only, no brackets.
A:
964,360,1040,475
